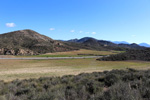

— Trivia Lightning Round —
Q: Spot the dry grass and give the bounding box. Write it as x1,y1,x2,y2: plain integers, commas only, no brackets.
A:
16,49,122,57
0,59,150,81
45,49,121,56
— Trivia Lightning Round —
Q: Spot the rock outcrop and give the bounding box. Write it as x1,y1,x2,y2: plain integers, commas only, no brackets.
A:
0,48,35,55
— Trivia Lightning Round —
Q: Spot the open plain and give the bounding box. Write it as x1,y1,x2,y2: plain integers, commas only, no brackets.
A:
1,58,150,81
0,49,150,81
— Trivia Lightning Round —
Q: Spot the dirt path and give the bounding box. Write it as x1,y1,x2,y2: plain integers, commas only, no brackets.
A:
0,56,102,60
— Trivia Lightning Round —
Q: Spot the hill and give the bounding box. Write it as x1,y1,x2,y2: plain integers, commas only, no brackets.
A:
0,30,147,55
65,37,122,51
139,43,150,47
0,29,75,55
67,37,146,50
112,41,130,44
112,41,150,48
97,48,150,61
118,43,144,49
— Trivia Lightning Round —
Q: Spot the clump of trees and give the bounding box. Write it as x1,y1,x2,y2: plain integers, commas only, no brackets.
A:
97,48,150,61
1,69,150,100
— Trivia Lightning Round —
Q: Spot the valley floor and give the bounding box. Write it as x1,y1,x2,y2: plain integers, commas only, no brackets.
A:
0,58,150,81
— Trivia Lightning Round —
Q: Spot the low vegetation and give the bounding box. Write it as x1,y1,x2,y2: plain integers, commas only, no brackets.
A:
17,49,122,57
97,48,150,61
1,59,150,81
0,69,150,100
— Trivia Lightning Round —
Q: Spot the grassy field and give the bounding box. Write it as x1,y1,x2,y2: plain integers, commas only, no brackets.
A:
0,58,150,81
16,49,123,57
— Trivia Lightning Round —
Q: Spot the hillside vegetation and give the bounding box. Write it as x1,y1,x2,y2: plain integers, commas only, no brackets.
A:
0,29,75,55
97,48,150,61
17,49,121,57
0,29,147,56
0,69,150,100
67,37,146,51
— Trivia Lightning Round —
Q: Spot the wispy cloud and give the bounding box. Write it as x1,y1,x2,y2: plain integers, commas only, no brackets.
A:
6,23,16,27
92,32,96,34
79,31,83,33
50,28,55,31
70,30,75,33
132,35,136,37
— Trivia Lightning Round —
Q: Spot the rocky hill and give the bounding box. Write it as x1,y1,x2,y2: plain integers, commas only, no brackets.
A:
0,29,75,55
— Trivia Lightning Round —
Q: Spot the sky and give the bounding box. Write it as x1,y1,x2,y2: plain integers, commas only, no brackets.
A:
0,0,150,44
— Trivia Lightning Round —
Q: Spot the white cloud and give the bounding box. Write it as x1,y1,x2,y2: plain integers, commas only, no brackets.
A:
50,28,55,31
92,32,96,34
79,31,83,33
70,30,75,32
6,23,16,27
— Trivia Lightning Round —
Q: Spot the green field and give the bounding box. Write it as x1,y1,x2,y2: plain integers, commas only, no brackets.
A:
0,58,150,81
16,49,123,57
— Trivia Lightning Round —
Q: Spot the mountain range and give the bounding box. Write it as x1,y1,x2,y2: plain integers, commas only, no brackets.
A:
138,43,150,47
112,41,150,47
67,37,147,50
68,38,150,48
112,41,130,44
0,29,148,55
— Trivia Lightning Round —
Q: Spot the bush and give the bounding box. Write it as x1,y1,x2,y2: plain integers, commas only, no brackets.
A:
97,48,150,61
0,69,150,100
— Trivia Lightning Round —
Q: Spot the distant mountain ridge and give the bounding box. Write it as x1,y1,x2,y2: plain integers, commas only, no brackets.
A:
139,43,150,47
67,37,147,50
112,41,150,48
68,37,97,43
112,41,130,44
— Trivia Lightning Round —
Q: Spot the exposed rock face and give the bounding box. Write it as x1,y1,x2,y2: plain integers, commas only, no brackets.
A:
0,48,14,55
0,29,75,55
17,49,35,55
0,48,35,55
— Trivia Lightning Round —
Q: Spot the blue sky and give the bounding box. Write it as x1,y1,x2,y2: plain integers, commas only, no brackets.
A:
0,0,150,43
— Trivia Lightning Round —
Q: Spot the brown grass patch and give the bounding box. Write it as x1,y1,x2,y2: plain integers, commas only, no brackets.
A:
0,58,150,81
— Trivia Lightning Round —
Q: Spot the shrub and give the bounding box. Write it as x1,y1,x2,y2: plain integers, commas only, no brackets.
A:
1,69,150,100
